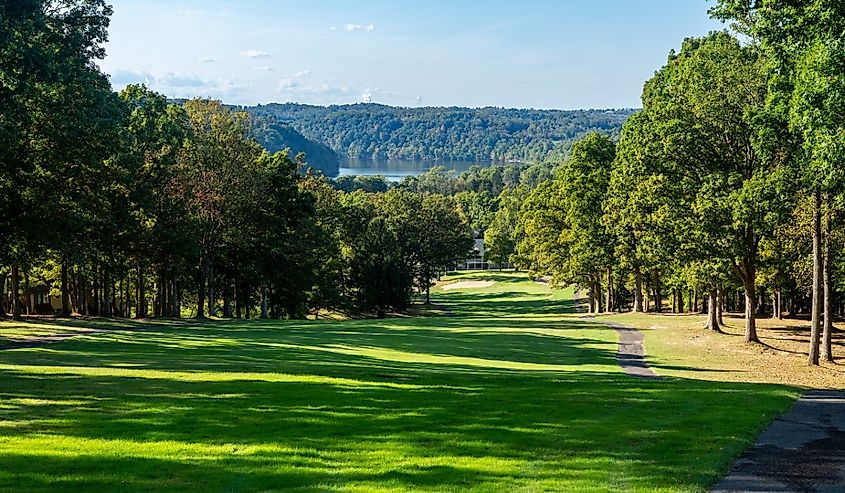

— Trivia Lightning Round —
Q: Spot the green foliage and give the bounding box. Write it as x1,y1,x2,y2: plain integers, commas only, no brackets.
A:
483,189,522,267
516,133,616,289
333,175,390,193
250,115,340,176
249,103,633,163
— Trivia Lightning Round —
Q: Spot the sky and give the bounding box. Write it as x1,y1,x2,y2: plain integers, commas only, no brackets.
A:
100,0,725,109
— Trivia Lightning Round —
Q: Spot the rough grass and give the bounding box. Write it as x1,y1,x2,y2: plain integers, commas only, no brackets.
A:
0,272,796,492
600,310,845,389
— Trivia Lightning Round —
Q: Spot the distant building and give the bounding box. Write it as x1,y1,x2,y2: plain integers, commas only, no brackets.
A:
2,285,60,315
457,238,511,270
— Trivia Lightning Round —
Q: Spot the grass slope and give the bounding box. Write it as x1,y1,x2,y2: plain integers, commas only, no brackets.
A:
0,272,795,492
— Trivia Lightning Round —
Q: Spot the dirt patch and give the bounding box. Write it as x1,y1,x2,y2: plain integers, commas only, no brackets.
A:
441,280,495,291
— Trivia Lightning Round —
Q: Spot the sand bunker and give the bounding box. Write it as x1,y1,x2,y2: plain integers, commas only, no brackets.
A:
441,280,495,291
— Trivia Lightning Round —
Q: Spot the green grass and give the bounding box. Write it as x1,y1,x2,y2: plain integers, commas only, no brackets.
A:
0,271,796,492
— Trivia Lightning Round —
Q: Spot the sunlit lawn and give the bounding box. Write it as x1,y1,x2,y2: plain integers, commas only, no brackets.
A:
0,272,796,492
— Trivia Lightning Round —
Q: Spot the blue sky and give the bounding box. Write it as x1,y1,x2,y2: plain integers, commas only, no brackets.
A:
101,1,724,109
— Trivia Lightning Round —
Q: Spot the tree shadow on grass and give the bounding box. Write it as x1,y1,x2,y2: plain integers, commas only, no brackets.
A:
0,275,802,492
0,366,796,492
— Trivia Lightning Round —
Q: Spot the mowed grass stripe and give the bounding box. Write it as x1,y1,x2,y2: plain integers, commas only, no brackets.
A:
0,271,796,492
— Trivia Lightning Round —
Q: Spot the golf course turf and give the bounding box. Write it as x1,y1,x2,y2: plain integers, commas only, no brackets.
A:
0,271,797,492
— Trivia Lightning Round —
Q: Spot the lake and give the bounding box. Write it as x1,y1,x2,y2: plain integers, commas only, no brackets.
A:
337,158,491,181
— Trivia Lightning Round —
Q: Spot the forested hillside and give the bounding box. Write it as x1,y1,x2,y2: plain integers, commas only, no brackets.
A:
247,103,634,163
251,116,339,176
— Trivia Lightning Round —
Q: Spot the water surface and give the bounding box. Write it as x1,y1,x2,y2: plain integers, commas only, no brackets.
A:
337,158,493,181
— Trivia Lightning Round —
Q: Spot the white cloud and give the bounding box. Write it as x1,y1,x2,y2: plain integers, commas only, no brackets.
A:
277,79,354,98
108,69,247,100
198,57,215,63
277,78,299,90
253,66,274,72
331,24,375,32
293,69,311,77
240,50,272,58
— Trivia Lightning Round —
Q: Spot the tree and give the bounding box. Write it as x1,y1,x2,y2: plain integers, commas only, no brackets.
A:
605,112,677,312
484,188,521,269
0,0,116,319
515,133,615,312
175,100,262,318
642,32,791,340
712,0,845,363
378,190,472,304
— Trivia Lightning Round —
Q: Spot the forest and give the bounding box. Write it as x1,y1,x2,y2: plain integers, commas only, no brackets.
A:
0,2,473,321
247,102,634,163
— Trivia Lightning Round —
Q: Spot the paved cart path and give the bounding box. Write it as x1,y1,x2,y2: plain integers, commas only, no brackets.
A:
606,322,661,379
573,290,661,379
711,390,845,493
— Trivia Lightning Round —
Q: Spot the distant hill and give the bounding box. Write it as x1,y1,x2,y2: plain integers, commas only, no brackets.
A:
246,103,635,164
250,116,340,176
171,99,341,176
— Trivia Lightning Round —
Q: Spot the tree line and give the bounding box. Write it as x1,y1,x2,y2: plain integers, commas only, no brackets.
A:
249,103,633,163
510,3,845,367
0,1,472,321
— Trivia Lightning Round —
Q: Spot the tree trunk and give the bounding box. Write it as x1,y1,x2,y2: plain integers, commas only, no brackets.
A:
23,271,31,315
605,267,612,313
633,265,644,312
588,282,596,314
823,200,834,362
810,190,823,365
677,286,684,314
0,275,7,319
125,273,132,317
594,277,602,313
260,285,268,319
153,274,162,318
223,279,232,318
772,291,778,320
207,257,215,317
706,288,720,332
736,225,760,343
60,261,70,316
102,269,111,317
743,282,757,343
111,273,117,317
93,268,101,316
172,279,180,318
653,271,662,313
136,265,147,318
717,284,724,326
234,268,242,319
10,264,21,321
196,259,206,319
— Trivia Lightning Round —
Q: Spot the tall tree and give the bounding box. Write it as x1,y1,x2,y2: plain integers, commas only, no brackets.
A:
643,32,792,341
712,0,845,363
175,100,262,318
